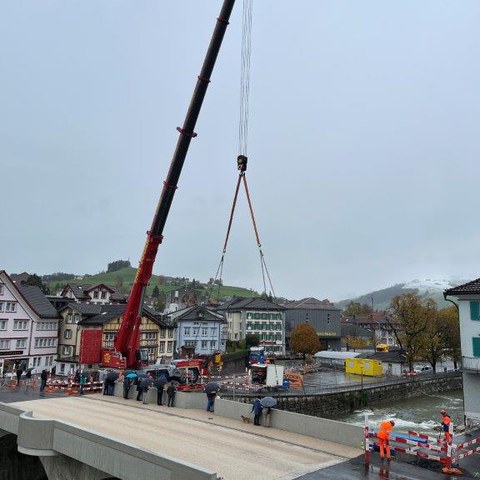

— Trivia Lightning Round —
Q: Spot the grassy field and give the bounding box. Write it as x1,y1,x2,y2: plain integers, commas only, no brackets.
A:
48,267,257,299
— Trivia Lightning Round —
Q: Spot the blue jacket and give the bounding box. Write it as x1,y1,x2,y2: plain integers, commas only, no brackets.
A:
251,398,263,415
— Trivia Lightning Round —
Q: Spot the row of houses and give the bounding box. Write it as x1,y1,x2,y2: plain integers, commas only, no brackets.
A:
0,269,353,375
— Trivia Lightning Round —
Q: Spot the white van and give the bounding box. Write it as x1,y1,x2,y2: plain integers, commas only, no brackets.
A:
413,365,432,374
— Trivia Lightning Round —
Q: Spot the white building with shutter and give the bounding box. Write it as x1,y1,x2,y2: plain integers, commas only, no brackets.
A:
445,279,480,425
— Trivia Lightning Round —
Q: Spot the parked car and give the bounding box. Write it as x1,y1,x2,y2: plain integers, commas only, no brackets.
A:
413,365,432,374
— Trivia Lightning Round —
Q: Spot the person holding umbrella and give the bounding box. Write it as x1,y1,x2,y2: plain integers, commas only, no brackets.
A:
124,372,137,399
137,374,153,404
204,383,220,412
251,395,263,426
153,377,166,406
260,396,277,427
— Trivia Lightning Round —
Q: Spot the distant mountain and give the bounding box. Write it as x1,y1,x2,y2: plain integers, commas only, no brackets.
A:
335,278,471,312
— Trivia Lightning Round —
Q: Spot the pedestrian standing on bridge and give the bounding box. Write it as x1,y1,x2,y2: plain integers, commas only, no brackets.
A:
377,420,395,461
167,382,176,407
251,396,263,426
153,378,166,406
16,367,23,386
39,369,48,394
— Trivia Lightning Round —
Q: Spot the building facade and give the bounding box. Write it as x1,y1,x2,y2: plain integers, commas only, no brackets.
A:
284,298,341,351
445,279,480,424
168,306,227,356
217,298,286,356
0,271,59,374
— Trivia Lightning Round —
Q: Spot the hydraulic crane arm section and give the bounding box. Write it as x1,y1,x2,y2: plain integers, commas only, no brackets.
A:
114,0,236,368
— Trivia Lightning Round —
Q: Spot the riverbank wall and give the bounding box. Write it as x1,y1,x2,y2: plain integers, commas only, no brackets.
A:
221,372,462,418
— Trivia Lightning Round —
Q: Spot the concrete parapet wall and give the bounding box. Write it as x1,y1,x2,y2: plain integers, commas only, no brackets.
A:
215,399,363,449
223,373,462,418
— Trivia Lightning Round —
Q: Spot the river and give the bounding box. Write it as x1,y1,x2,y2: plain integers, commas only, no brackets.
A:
335,389,464,434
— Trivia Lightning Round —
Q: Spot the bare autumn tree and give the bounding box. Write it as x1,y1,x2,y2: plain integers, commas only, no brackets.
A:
438,305,461,369
420,311,446,373
388,293,437,372
289,323,321,362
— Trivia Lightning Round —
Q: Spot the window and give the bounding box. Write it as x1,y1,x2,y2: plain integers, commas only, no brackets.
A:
184,327,191,336
185,340,196,347
64,329,73,339
210,341,216,349
14,320,29,330
37,321,57,331
168,330,173,338
473,338,480,357
470,301,480,321
66,314,73,324
5,302,16,313
193,328,199,336
0,339,10,349
202,328,208,336
145,332,157,340
93,291,99,299
62,346,72,356
0,319,7,330
0,284,4,295
159,329,166,339
104,333,115,341
167,343,173,353
16,339,26,349
201,341,208,348
35,338,56,348
101,291,107,299
159,343,165,353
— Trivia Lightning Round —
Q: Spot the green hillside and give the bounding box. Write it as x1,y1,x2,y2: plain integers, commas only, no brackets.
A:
48,267,257,299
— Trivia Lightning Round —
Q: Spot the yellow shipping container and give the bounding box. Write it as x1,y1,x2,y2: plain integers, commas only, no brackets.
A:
345,358,383,377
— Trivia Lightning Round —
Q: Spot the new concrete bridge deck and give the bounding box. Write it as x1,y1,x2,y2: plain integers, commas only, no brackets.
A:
7,394,361,480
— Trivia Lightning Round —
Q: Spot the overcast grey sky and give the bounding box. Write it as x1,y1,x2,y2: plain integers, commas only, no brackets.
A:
1,1,479,302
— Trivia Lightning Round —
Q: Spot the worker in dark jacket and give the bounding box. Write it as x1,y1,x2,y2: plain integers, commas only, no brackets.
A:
137,376,153,404
251,396,263,426
166,382,176,407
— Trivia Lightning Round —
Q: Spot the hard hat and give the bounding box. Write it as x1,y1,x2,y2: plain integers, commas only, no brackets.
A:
390,420,395,425
440,409,446,414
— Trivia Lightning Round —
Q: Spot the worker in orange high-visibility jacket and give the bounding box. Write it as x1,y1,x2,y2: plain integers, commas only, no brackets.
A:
377,420,395,460
440,409,452,442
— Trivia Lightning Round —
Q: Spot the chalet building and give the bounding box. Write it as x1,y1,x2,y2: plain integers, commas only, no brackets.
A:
445,279,480,425
59,283,126,305
217,297,286,356
0,270,59,374
167,306,227,356
56,304,174,374
284,297,341,351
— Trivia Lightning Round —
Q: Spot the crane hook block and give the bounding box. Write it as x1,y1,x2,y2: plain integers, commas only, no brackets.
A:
237,155,248,172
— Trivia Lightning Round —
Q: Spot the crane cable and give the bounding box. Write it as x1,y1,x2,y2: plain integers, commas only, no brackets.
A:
209,0,276,302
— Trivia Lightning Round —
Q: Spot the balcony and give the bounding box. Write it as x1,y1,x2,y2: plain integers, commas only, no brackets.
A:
462,356,480,373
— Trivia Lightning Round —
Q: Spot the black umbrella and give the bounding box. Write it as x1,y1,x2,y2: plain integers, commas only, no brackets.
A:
204,382,220,394
260,396,277,408
106,371,119,382
139,377,153,389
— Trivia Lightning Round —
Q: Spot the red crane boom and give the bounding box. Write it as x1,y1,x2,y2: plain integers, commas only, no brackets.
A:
103,0,236,369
